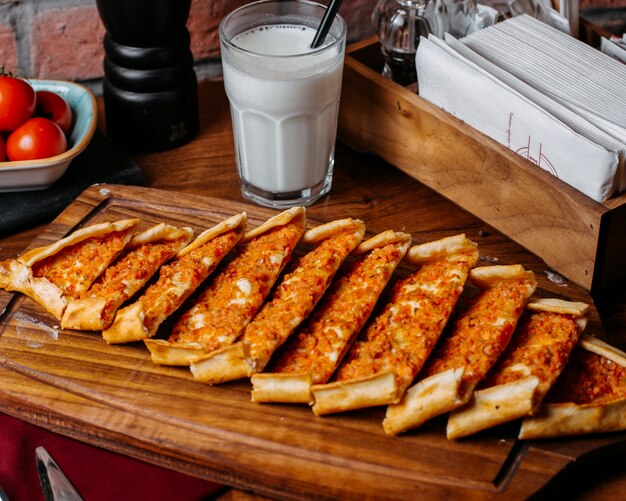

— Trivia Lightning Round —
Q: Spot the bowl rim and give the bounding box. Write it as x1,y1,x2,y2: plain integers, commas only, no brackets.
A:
0,79,98,171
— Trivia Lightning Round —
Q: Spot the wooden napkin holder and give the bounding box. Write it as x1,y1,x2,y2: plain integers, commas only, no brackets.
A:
337,23,626,292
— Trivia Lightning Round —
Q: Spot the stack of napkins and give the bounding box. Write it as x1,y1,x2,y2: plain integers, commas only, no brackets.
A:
416,14,626,202
602,35,626,64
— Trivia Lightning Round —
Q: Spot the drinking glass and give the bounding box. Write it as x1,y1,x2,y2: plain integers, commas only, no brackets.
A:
220,0,347,208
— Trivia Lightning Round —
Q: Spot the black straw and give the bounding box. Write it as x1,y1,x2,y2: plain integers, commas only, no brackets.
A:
310,0,343,48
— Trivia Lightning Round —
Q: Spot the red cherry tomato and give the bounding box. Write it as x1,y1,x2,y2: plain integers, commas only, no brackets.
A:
6,117,67,161
0,74,36,131
35,90,73,135
0,135,5,162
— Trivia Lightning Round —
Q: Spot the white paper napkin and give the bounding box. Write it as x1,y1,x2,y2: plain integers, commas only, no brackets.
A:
416,15,626,201
417,35,619,202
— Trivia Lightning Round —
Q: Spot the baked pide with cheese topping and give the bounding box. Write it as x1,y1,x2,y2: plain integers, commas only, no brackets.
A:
0,218,140,319
103,212,247,344
446,298,589,439
311,234,479,416
518,334,626,439
251,230,412,404
4,204,622,445
190,218,366,384
61,223,194,331
384,264,537,436
144,207,305,365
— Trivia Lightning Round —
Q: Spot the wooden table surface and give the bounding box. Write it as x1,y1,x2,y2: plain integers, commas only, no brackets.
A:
1,78,625,499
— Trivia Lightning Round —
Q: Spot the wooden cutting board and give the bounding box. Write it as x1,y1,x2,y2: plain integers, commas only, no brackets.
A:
1,184,624,500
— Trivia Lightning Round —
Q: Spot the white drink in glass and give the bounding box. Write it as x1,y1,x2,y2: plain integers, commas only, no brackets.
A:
220,1,347,208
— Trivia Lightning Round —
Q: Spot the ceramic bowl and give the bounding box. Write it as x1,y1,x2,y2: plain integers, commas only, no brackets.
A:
0,79,97,192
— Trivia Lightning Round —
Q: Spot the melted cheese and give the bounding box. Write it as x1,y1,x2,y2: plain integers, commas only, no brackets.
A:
483,311,581,396
272,241,412,385
243,226,363,372
168,221,304,352
236,278,252,295
545,347,626,405
137,228,244,337
421,277,535,388
270,252,285,265
32,230,131,298
334,251,478,392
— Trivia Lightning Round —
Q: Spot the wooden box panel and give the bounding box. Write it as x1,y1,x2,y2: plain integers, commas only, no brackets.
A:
337,36,626,292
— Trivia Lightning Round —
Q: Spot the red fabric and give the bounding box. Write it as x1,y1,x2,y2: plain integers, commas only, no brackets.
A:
0,412,223,501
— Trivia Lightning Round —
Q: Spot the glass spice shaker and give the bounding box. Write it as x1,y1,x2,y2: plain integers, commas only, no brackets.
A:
372,0,431,86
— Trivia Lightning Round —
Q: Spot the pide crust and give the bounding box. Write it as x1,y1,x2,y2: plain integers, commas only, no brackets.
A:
406,233,478,264
251,373,313,404
469,264,532,289
301,218,365,245
352,230,412,256
61,296,108,330
526,298,589,316
443,298,587,439
519,400,626,439
153,208,306,364
103,215,247,344
251,231,412,405
0,258,66,319
311,371,398,416
190,342,249,384
18,219,141,267
383,264,536,436
519,335,626,439
177,213,245,257
126,223,194,250
383,368,466,436
316,234,478,415
102,301,147,344
447,377,540,440
240,206,305,244
0,219,141,319
144,339,207,366
60,224,194,331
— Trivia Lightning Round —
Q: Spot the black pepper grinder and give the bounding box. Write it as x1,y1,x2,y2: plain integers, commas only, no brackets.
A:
96,0,199,152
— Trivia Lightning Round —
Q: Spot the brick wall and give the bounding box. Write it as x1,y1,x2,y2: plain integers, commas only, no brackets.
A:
0,0,379,86
0,0,623,89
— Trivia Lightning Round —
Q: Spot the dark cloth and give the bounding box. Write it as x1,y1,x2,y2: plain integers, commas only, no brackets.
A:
0,130,145,237
0,412,222,501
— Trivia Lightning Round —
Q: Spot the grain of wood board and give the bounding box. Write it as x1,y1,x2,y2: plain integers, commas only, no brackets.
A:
0,184,624,500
